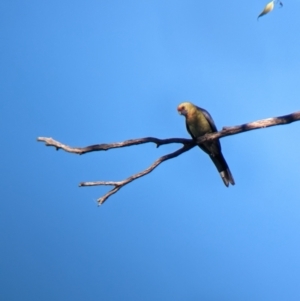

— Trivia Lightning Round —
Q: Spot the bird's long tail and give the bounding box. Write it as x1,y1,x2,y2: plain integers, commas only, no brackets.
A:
209,153,235,187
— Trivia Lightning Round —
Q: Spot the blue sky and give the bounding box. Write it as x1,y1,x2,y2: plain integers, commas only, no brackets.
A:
1,0,300,300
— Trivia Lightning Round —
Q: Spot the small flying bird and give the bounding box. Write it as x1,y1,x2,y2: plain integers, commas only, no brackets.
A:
177,102,235,187
257,0,275,20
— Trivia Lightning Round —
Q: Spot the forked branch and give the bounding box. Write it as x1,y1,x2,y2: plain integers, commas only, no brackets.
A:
79,144,195,204
37,110,300,205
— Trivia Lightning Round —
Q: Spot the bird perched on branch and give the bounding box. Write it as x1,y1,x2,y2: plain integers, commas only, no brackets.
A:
177,102,235,187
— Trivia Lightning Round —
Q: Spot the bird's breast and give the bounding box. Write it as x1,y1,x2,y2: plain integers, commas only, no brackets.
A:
187,114,212,137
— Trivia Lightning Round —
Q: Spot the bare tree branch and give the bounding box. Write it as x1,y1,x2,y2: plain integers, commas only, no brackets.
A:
37,110,300,205
79,144,195,205
195,110,300,144
36,137,193,154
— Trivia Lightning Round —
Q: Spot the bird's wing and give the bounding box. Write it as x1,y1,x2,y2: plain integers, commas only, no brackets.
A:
195,106,218,132
195,105,222,153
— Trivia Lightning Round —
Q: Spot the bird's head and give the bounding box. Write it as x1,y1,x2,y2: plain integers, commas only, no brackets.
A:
177,102,194,117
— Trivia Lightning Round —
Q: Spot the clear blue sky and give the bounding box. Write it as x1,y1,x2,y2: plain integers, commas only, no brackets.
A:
1,1,300,300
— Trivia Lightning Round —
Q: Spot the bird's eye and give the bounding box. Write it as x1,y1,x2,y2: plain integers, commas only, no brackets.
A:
181,106,185,110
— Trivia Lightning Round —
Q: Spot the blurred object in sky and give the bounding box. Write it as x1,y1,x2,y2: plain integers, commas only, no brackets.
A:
257,0,283,20
257,1,275,20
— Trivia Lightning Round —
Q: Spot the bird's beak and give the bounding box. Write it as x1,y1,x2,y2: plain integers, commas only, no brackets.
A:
178,109,187,116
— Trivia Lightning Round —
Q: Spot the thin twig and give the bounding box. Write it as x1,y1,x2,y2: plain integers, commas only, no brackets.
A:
37,110,300,205
79,144,195,205
36,137,193,155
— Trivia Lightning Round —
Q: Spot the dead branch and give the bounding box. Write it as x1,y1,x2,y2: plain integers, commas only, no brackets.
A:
37,110,300,205
79,144,195,204
36,137,193,154
195,110,300,144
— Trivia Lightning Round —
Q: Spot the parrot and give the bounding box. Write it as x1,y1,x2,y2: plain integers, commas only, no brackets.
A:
177,102,235,187
257,1,275,20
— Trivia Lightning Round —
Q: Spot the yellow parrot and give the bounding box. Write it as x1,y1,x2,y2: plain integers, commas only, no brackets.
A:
177,102,235,187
